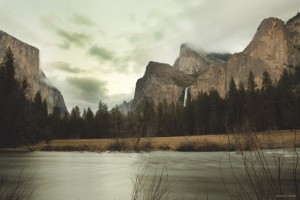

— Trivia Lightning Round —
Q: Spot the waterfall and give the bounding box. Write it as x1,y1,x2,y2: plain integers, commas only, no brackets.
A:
183,87,188,107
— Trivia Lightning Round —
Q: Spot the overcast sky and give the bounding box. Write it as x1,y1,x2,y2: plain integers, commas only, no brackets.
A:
0,0,299,112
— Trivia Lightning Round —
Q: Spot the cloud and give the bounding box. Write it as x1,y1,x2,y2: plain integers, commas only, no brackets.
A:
56,29,91,48
50,61,84,73
66,76,107,103
39,14,92,49
72,13,94,26
88,45,115,61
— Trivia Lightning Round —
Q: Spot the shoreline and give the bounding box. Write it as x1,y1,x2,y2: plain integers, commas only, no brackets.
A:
1,130,299,153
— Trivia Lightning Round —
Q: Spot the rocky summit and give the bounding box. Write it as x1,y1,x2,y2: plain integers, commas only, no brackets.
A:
0,31,68,114
132,13,300,110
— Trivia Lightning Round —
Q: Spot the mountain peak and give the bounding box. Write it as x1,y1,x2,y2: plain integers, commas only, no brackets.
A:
174,43,211,74
286,12,300,24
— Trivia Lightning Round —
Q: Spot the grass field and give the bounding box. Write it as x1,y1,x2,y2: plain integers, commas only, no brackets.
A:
3,130,298,152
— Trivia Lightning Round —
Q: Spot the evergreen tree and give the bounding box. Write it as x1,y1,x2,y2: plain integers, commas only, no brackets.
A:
95,101,110,138
227,77,239,130
111,105,123,137
194,92,210,134
245,71,259,130
69,106,84,138
276,69,297,130
156,101,164,136
260,71,276,129
49,106,62,138
0,47,25,147
208,89,224,133
142,101,156,136
237,81,246,126
84,107,95,138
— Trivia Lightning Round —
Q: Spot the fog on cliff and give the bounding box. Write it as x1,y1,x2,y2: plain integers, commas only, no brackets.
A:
0,0,299,111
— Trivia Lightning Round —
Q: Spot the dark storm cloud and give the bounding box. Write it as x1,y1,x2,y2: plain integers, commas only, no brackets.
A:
66,76,107,103
71,13,94,26
50,61,84,73
88,45,115,61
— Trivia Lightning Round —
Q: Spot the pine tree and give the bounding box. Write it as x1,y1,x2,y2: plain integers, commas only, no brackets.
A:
276,69,297,130
95,101,110,138
156,101,164,136
261,71,276,129
245,71,259,130
142,101,156,136
227,77,239,130
84,107,95,138
0,47,24,147
69,106,84,138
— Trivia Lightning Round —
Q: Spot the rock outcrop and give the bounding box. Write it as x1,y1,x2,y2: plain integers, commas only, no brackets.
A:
0,30,68,114
132,13,300,110
173,44,211,74
286,12,300,67
132,61,195,110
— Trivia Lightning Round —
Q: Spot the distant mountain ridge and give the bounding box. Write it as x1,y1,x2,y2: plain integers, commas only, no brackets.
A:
132,13,300,110
0,30,68,114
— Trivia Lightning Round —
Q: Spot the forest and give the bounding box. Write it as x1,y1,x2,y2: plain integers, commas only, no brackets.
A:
0,47,300,147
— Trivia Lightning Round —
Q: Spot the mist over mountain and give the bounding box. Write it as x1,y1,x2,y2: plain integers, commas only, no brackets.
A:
0,31,68,114
132,13,300,110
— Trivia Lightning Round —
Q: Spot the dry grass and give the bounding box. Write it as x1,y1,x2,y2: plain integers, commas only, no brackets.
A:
2,130,299,152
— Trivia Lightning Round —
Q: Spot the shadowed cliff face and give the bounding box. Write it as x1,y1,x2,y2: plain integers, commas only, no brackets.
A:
133,13,300,110
0,31,68,114
286,12,300,67
132,61,195,110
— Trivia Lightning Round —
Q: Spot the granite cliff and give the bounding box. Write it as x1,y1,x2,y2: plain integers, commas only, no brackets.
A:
132,13,300,110
0,30,68,114
132,61,195,110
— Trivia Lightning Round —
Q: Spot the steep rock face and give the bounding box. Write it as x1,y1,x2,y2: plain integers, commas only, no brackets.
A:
0,30,39,99
286,12,300,66
225,15,300,90
132,61,195,110
190,62,226,97
132,13,300,109
39,72,68,114
173,44,228,97
0,30,68,114
174,44,213,74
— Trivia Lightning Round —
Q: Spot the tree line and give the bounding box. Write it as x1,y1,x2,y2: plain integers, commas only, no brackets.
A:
52,68,300,139
39,66,300,140
1,47,300,147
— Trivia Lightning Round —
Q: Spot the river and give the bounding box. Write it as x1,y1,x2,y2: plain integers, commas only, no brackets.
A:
0,150,299,200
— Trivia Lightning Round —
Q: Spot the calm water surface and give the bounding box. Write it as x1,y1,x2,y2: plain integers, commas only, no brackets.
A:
0,150,298,200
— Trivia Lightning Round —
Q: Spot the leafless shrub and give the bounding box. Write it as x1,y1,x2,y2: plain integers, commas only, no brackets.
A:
132,138,153,152
0,169,35,200
176,139,237,152
158,143,171,151
222,130,299,200
107,139,127,151
40,144,102,152
131,159,176,200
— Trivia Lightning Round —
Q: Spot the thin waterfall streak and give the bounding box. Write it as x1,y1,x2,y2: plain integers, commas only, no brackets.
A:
183,87,188,107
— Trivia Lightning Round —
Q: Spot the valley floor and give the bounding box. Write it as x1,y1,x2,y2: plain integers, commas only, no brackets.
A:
1,130,299,152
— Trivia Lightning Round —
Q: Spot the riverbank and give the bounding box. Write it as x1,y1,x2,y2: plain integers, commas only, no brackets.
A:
1,130,299,152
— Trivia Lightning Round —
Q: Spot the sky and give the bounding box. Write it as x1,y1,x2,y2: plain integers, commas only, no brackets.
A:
0,0,299,112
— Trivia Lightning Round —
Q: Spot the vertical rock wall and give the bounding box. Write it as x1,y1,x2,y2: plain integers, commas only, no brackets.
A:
0,30,68,114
